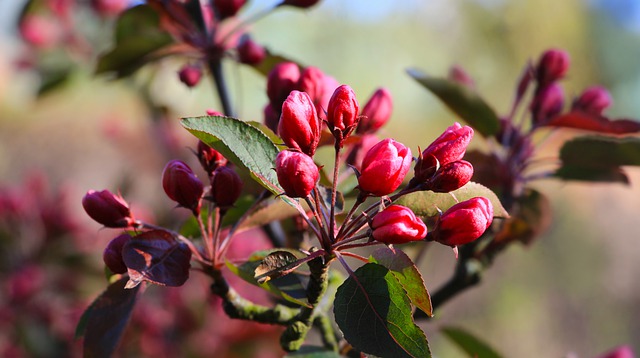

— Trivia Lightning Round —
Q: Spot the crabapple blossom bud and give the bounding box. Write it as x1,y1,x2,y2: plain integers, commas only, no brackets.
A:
214,0,246,20
432,197,493,247
197,141,228,175
371,205,427,244
357,87,393,134
278,91,321,156
421,123,474,167
237,35,266,65
267,62,301,109
535,49,570,87
448,65,475,89
82,189,135,228
358,138,412,196
345,134,379,171
597,346,635,358
206,109,223,116
298,66,328,114
103,234,131,274
572,86,612,115
263,103,280,133
162,160,204,215
531,83,564,125
210,166,243,209
280,0,321,8
327,85,360,144
411,152,438,185
428,160,474,193
91,0,129,17
275,150,319,198
19,15,61,49
178,64,202,88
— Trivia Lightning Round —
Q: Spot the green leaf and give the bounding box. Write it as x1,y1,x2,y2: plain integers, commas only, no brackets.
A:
407,68,501,137
334,263,431,358
395,182,508,218
80,277,141,357
226,249,311,307
285,346,342,357
370,247,432,317
441,326,503,358
96,5,174,77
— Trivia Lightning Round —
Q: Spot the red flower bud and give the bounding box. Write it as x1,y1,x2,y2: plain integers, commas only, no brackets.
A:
197,141,228,175
597,346,635,358
91,0,129,17
572,86,612,115
421,123,474,167
327,85,360,144
345,134,380,171
213,0,247,20
428,160,474,193
298,66,329,114
178,64,202,88
275,150,319,198
267,62,301,109
357,87,393,134
19,15,61,49
263,103,280,133
448,65,475,89
280,0,321,8
531,83,564,125
103,234,131,274
206,109,223,116
358,138,412,196
210,166,243,209
371,205,427,244
82,189,135,228
278,91,321,156
535,49,570,87
433,197,493,247
237,35,266,65
162,160,204,215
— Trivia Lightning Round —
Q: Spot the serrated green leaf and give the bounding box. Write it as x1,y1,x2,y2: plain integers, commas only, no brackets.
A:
226,249,311,307
334,263,431,358
370,247,432,317
407,68,500,137
395,182,508,218
441,326,503,358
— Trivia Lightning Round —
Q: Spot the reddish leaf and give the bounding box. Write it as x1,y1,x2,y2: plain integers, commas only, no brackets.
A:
544,111,640,135
122,230,191,288
81,277,140,358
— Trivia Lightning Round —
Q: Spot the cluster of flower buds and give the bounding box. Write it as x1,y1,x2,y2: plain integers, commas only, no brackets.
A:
530,49,570,125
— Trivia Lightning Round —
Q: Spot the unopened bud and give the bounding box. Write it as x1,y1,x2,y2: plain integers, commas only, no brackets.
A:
531,83,564,125
214,0,247,20
275,150,319,198
298,67,328,114
572,86,612,115
82,189,135,228
357,87,393,134
103,234,131,274
421,123,474,167
206,109,223,116
237,34,266,65
345,134,380,171
19,15,61,49
197,141,228,175
432,197,493,247
596,345,635,358
210,166,243,209
267,62,301,109
278,91,321,156
371,205,427,245
327,85,360,145
358,138,412,196
535,49,570,87
162,160,204,215
178,64,202,88
427,160,474,193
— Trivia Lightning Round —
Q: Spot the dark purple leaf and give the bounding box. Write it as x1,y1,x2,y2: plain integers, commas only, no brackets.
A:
122,230,191,288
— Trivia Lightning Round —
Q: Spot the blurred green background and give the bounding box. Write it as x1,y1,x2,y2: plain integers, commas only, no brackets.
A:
0,0,639,356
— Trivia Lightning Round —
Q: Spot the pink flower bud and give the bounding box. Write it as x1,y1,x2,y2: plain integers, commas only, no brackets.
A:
103,234,131,274
206,109,223,116
280,0,321,8
597,345,635,358
535,49,570,87
345,134,380,171
371,205,427,244
162,160,204,215
448,65,475,89
278,91,321,156
263,103,280,133
214,0,247,20
210,166,243,209
421,123,474,167
275,150,319,198
357,87,393,134
433,197,493,247
327,85,360,144
428,160,474,193
82,189,135,228
267,62,301,109
178,64,202,88
197,141,228,175
237,35,266,65
358,138,412,196
531,83,564,125
91,0,129,17
19,15,61,49
572,86,612,115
